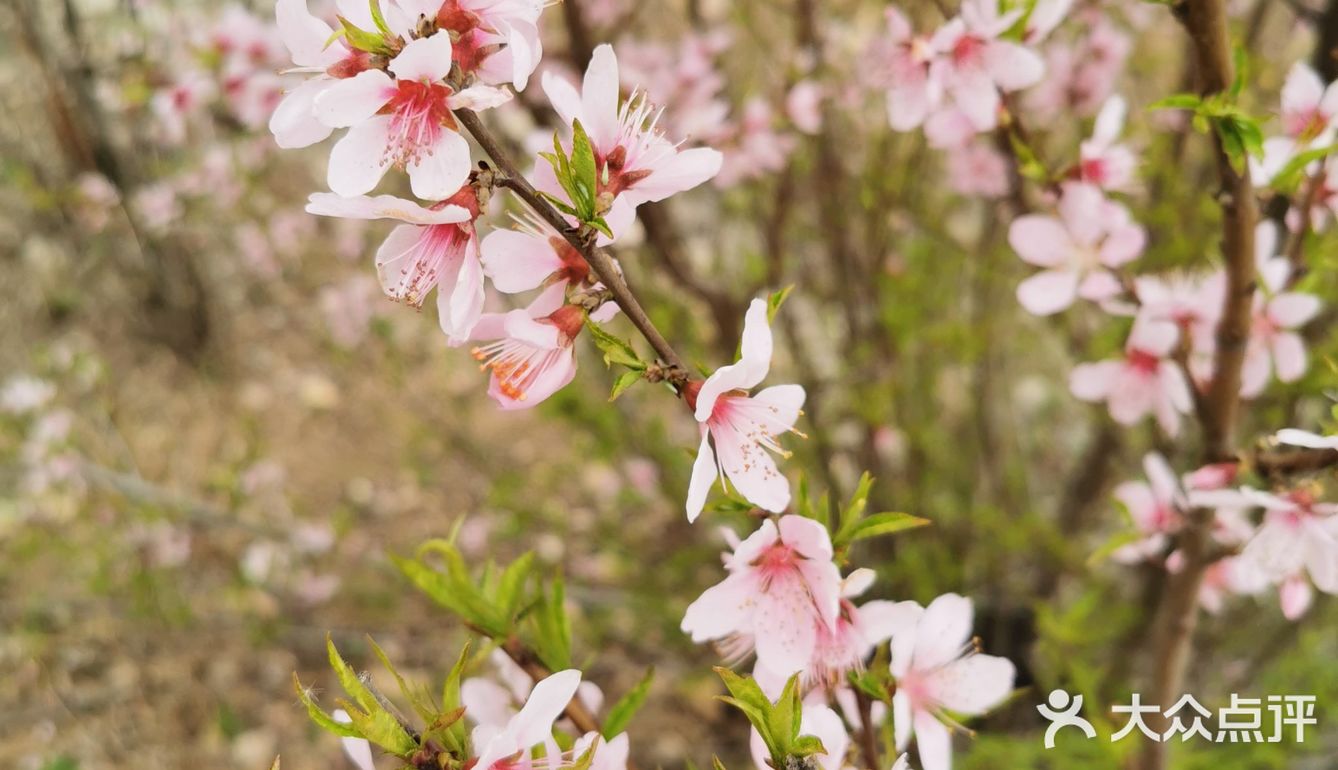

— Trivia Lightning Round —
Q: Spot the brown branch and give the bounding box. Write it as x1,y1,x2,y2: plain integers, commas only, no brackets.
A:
853,688,881,770
1254,445,1338,479
453,109,689,379
1140,3,1259,769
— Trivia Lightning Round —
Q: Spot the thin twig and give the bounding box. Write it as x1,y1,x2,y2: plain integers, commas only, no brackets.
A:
453,109,689,379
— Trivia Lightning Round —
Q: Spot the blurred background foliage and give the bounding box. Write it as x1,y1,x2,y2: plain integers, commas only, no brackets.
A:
1,0,1336,768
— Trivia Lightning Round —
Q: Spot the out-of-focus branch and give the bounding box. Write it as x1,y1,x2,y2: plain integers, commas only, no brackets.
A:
454,109,690,379
1141,3,1259,768
1254,445,1338,479
853,689,881,770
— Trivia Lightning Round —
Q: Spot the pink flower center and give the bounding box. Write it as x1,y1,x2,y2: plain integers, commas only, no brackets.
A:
951,35,987,67
385,223,469,306
1287,109,1329,142
472,307,581,402
1080,157,1108,184
1126,347,1161,374
383,80,455,168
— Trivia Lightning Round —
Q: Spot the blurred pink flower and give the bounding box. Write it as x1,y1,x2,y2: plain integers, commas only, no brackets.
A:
684,299,805,521
1009,182,1145,315
947,141,1008,198
1079,95,1138,191
1239,223,1321,397
929,0,1044,132
1111,453,1183,564
1070,319,1192,436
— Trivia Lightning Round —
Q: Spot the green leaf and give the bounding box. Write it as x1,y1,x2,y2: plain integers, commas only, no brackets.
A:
328,635,379,713
1216,120,1246,174
1230,44,1249,98
714,669,818,768
602,668,655,738
340,700,418,756
540,191,580,218
836,512,931,547
609,369,643,401
1269,144,1338,191
497,551,535,619
337,16,391,55
570,120,600,218
767,285,795,323
393,548,510,638
586,319,646,370
589,216,614,240
368,0,392,37
292,672,361,738
368,636,437,723
1148,93,1203,111
531,574,573,671
711,757,728,770
1086,530,1144,567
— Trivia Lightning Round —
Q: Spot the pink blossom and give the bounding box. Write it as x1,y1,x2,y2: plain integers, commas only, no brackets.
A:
684,299,805,521
1111,453,1183,564
1133,270,1224,360
1239,223,1322,397
464,649,604,733
1008,182,1145,315
617,32,732,142
1280,574,1315,620
270,0,372,149
313,32,503,199
468,284,610,409
1236,488,1338,595
540,44,722,237
1027,20,1130,120
306,190,485,344
786,81,825,135
152,70,214,144
871,8,943,132
681,515,841,676
1079,95,1137,191
1253,61,1338,183
1023,0,1074,44
756,568,903,692
929,0,1045,133
1070,319,1193,436
480,211,591,294
947,142,1009,198
713,99,796,188
473,670,588,770
887,593,1015,770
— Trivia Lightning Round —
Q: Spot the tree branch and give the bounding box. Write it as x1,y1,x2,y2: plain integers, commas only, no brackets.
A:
453,109,689,379
1141,3,1259,768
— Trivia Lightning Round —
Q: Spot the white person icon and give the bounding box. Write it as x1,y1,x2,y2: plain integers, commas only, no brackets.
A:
1038,689,1098,748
